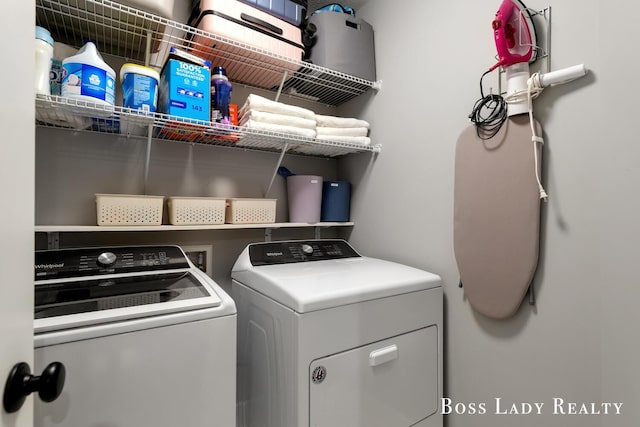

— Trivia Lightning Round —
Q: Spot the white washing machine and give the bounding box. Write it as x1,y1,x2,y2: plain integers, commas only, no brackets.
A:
231,239,443,427
33,245,236,427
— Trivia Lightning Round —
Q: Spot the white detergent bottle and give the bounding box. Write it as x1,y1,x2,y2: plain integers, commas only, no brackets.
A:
35,26,54,95
62,41,115,108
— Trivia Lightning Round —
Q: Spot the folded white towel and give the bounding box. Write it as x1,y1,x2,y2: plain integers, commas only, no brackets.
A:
316,114,370,129
240,110,317,130
316,135,371,145
316,126,369,137
242,119,317,139
240,94,316,121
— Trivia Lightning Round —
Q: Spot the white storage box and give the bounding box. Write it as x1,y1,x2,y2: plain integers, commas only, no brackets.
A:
168,196,227,225
225,198,276,224
96,194,164,226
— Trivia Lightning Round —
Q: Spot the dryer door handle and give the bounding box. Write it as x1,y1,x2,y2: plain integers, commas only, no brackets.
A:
369,344,398,367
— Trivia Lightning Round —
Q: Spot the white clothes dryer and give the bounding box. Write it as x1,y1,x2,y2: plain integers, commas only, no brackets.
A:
232,239,443,427
33,245,236,427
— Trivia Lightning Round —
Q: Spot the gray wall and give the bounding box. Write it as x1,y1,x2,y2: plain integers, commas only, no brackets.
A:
339,0,638,426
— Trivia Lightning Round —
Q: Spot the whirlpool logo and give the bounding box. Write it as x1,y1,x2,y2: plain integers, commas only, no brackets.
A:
35,263,64,270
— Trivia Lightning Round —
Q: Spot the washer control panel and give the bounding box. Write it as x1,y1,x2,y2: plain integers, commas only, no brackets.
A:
249,240,360,266
35,246,190,280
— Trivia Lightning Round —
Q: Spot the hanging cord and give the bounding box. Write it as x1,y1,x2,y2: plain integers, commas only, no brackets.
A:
526,73,548,201
468,70,508,140
470,68,548,201
503,73,544,104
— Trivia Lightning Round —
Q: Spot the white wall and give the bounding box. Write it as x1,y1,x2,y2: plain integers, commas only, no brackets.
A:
340,0,639,426
1,3,35,427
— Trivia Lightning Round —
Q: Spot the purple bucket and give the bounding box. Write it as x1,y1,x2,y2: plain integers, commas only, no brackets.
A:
287,175,323,223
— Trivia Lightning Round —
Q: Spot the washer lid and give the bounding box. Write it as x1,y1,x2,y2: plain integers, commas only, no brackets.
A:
34,269,222,334
232,240,441,313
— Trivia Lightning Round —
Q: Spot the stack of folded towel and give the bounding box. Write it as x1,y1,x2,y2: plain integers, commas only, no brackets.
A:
315,114,371,145
239,94,317,139
239,94,372,148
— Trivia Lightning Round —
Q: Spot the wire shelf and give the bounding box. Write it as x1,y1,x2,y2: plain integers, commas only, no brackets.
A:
36,0,378,105
36,95,380,157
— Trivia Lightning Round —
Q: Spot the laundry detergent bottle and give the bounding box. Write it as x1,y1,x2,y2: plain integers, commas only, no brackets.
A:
62,41,115,108
35,26,54,95
211,66,232,124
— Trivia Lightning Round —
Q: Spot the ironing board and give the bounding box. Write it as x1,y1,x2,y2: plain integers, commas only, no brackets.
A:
453,115,542,319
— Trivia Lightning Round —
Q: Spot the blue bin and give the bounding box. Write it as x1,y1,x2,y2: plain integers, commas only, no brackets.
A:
321,181,351,222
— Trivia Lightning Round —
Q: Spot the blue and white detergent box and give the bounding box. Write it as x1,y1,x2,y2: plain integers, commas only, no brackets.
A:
159,49,211,122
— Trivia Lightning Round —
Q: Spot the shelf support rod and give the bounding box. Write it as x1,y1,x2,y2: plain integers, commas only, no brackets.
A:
314,226,329,240
143,30,153,194
274,71,289,103
264,142,289,198
265,228,273,242
143,124,153,194
145,30,152,67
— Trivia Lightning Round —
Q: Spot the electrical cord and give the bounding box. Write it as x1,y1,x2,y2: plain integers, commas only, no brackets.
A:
526,73,548,201
503,72,544,105
469,68,548,201
468,69,508,140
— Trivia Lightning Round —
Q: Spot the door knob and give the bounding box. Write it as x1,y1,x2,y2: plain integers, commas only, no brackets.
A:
3,361,66,413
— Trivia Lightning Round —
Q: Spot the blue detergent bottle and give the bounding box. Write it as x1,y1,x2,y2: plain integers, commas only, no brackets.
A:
211,66,232,124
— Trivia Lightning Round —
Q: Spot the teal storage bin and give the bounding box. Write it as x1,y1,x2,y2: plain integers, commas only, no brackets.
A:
321,181,351,222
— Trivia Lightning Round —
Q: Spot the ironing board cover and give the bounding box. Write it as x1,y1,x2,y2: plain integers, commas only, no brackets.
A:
453,115,542,319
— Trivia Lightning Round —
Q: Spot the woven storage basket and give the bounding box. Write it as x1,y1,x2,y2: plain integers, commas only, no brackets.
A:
96,194,164,226
168,197,227,225
225,198,277,224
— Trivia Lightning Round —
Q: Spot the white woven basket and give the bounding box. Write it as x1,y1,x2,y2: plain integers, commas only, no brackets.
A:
225,198,277,224
96,194,164,226
168,197,227,225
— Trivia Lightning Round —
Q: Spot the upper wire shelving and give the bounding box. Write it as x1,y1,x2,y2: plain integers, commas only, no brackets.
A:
36,94,379,157
35,0,379,105
35,0,381,158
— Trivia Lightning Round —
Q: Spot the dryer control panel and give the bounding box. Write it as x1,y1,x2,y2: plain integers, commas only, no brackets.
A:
35,246,190,280
249,240,360,266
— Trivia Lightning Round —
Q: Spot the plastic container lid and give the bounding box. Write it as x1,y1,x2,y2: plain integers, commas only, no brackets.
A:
211,66,228,81
73,41,109,64
119,63,160,81
64,42,112,68
35,26,54,46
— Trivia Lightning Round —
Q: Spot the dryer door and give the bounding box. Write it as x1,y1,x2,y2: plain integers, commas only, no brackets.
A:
309,326,439,427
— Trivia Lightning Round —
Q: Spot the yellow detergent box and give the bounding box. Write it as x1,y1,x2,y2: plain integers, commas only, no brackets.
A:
159,48,211,121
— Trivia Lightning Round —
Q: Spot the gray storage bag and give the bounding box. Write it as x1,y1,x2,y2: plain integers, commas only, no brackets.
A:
306,5,376,81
